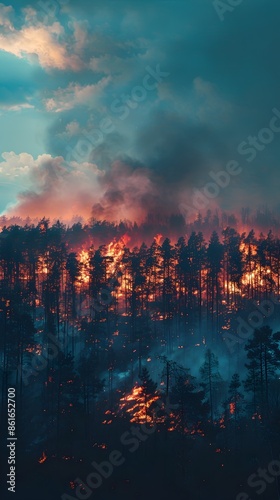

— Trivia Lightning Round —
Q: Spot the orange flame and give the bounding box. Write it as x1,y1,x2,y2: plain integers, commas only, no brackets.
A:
38,451,47,464
119,383,160,424
229,402,235,415
154,233,163,245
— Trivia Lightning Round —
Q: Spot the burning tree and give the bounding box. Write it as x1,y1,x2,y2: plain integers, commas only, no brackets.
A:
227,373,244,420
119,368,159,424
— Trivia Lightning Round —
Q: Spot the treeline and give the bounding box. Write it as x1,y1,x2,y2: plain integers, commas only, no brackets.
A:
1,205,280,244
0,221,280,341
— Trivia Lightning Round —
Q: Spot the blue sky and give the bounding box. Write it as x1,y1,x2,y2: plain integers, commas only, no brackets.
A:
0,0,280,222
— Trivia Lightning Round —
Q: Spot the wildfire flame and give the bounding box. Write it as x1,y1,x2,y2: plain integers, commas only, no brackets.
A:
38,451,47,464
154,233,163,245
107,235,129,275
77,235,130,289
79,249,90,284
119,383,160,423
229,402,236,415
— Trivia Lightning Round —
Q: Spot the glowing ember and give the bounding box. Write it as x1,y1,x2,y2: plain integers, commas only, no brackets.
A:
229,402,235,415
38,451,47,464
219,416,226,429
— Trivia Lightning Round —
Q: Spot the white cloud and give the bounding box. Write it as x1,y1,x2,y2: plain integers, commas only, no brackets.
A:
0,17,83,70
44,77,110,112
0,151,34,178
0,102,34,113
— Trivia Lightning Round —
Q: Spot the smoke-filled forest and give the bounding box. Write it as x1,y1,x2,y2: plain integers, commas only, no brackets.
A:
0,217,280,499
2,0,280,498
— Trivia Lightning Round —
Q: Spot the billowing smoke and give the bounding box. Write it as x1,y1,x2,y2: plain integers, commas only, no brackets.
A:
3,105,280,229
4,111,228,224
5,154,104,223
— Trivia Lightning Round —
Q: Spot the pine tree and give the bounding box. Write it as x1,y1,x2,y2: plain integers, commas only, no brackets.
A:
244,326,280,416
200,349,222,423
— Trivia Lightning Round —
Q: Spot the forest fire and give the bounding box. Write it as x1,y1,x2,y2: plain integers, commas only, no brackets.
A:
78,250,90,284
59,227,280,324
1,0,280,497
1,222,280,305
119,384,160,424
0,222,280,345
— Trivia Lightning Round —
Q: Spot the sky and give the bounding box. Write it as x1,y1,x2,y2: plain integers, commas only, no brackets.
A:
0,0,280,223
